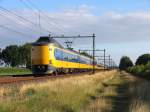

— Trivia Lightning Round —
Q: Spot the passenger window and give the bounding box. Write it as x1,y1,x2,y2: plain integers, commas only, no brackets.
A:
63,52,68,61
55,49,62,60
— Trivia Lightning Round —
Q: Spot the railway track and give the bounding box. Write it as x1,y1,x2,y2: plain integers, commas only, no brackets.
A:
0,72,96,85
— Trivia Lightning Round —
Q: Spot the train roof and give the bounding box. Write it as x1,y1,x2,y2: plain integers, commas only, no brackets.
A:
32,36,94,60
32,36,63,48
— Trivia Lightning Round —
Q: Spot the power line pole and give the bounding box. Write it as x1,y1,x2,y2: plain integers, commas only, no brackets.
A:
109,55,111,69
92,34,95,74
96,55,110,70
104,49,106,70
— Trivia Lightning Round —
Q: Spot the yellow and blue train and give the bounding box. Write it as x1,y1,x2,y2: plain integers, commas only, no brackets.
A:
31,36,102,74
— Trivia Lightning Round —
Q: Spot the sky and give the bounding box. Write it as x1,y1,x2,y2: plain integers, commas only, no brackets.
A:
0,0,150,65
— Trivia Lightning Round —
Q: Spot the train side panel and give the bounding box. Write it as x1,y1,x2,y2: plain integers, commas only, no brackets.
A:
51,47,94,69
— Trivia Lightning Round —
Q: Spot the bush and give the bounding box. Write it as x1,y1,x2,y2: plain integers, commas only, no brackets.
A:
127,62,150,80
144,62,150,71
127,65,145,75
142,62,150,79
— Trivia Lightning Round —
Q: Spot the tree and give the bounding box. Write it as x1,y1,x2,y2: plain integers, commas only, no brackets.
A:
0,48,3,66
1,45,20,67
1,43,31,68
19,43,32,68
135,54,150,65
0,48,2,59
119,56,133,70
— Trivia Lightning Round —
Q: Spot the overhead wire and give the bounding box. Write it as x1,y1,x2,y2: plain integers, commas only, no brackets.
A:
19,0,43,36
0,6,51,34
24,0,78,45
24,0,68,35
19,0,58,36
0,10,44,35
0,24,32,37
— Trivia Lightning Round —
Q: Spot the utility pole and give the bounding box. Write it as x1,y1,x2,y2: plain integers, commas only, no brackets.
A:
96,55,111,70
109,55,111,69
104,49,106,70
98,55,113,70
92,34,95,74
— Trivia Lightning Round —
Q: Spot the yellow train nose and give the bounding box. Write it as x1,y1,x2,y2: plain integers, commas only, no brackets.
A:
31,46,50,65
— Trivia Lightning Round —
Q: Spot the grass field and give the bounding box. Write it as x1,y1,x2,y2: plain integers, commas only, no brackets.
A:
0,70,150,112
0,67,32,76
0,70,117,112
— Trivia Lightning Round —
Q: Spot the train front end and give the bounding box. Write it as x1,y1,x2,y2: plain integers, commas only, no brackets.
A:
31,37,54,74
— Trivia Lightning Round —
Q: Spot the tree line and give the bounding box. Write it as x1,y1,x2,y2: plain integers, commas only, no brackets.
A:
0,43,31,68
119,54,150,80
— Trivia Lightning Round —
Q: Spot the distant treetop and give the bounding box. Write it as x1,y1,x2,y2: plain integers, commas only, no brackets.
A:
119,56,133,70
136,54,150,65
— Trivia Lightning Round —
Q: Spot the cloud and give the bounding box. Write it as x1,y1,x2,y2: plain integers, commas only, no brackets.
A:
45,9,150,44
0,5,150,48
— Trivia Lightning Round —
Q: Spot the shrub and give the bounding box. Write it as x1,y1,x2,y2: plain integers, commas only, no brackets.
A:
127,62,150,80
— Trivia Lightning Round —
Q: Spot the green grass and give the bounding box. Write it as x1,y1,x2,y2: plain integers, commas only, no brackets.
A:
0,67,32,76
0,70,117,112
